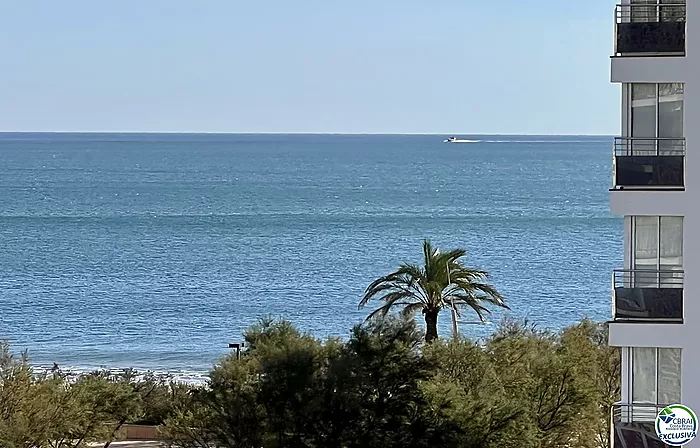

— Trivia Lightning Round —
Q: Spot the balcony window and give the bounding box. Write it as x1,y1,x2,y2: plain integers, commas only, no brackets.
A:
630,83,683,146
630,0,685,23
613,137,685,187
658,83,684,145
613,269,683,321
613,348,682,447
632,216,683,276
659,0,686,22
613,84,685,188
613,217,683,321
615,1,686,55
630,347,681,404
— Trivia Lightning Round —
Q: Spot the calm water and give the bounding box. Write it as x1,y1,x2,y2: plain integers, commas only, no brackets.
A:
0,133,621,373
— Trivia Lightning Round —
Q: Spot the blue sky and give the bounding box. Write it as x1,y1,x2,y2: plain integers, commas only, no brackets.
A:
0,1,619,134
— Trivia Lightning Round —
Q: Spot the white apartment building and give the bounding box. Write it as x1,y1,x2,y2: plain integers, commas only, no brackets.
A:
609,1,699,447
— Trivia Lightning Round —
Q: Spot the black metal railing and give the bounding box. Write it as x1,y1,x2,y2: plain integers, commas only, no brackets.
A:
615,3,686,55
613,137,685,188
612,403,670,448
613,269,683,321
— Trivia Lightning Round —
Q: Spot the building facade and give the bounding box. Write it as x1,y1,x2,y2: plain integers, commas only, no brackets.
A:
609,0,699,447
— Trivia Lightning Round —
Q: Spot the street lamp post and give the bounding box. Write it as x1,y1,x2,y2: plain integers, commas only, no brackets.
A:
447,265,459,339
228,342,244,360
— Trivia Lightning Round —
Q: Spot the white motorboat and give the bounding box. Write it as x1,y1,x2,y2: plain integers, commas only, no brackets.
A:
444,136,479,143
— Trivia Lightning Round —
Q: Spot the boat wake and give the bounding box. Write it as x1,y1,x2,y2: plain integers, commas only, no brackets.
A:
482,140,596,144
443,138,480,143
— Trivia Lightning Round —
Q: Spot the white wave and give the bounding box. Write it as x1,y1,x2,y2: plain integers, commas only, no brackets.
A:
33,365,210,385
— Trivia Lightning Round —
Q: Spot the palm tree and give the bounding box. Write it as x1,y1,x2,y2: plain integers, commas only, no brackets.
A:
359,239,509,342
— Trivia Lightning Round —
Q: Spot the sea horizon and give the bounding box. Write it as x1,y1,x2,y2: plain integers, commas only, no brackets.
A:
0,131,614,137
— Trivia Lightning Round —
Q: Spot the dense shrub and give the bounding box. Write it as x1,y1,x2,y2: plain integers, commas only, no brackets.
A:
0,342,192,448
164,317,619,448
1,318,619,448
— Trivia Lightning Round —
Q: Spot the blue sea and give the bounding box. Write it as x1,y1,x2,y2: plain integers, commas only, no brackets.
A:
0,133,621,374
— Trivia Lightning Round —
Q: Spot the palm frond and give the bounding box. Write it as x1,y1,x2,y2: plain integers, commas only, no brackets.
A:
452,280,508,309
449,294,491,322
366,301,420,320
360,264,427,306
471,293,510,310
366,303,397,320
360,239,508,337
399,302,426,317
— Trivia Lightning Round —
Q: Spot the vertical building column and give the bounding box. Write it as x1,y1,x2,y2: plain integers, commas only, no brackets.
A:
682,2,700,446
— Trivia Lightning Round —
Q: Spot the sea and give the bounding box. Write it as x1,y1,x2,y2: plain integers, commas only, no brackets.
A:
0,133,621,379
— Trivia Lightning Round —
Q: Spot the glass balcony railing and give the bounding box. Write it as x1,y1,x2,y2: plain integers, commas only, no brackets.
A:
612,403,670,448
613,137,685,188
613,269,683,322
615,3,686,56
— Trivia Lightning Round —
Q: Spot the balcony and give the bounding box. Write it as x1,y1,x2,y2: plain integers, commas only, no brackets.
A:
615,3,686,56
612,403,669,448
613,269,683,322
613,137,685,189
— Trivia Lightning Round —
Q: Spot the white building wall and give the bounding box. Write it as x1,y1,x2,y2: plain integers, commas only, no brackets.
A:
680,2,700,445
609,190,686,216
609,1,700,445
609,323,684,347
611,57,687,83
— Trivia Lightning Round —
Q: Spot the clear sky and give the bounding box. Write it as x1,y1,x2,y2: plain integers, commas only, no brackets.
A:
0,1,619,135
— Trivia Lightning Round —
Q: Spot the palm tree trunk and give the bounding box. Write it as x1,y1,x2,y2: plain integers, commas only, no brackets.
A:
424,309,439,342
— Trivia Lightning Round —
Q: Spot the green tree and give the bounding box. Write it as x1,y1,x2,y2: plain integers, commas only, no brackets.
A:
485,320,610,448
163,318,320,448
246,319,326,447
359,239,507,342
164,357,267,448
0,341,79,448
424,338,536,448
1,341,191,448
334,317,461,448
567,321,620,448
3,316,620,448
61,372,142,447
165,317,462,448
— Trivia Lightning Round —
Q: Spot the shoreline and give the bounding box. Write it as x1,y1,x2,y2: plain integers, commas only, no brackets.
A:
33,364,210,385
